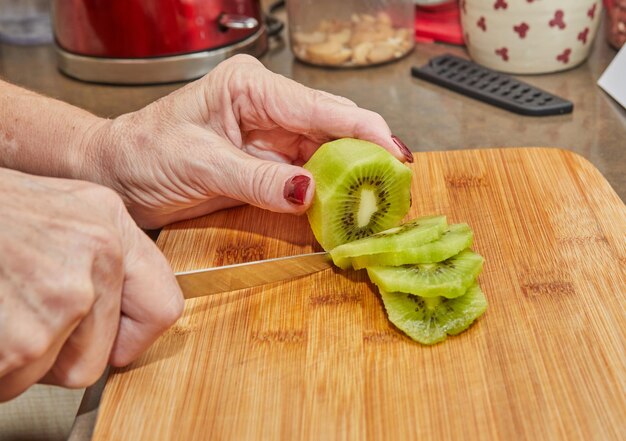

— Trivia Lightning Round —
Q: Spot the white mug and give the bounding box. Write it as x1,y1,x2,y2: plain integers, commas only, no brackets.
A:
460,0,603,74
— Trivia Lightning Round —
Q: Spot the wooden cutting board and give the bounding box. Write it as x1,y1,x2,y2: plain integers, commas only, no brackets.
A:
92,148,625,441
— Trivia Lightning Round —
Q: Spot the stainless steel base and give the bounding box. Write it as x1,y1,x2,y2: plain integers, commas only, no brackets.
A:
56,27,268,85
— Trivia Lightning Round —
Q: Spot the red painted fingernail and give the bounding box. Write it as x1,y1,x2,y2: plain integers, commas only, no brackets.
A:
391,135,414,163
284,175,310,205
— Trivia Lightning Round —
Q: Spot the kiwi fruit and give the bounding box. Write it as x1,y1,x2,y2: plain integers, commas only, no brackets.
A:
329,215,448,269
350,223,473,270
380,283,487,345
366,249,484,298
304,138,487,345
303,138,412,251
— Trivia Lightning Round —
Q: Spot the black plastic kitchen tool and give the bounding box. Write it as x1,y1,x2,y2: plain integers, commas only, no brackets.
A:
411,54,573,116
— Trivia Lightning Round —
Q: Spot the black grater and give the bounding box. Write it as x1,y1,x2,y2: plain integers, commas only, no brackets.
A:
411,54,573,117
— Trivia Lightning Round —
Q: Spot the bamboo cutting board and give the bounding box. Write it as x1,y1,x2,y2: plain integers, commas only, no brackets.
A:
92,148,625,441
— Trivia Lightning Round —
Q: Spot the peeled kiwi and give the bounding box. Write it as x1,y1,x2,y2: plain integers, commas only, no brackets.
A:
380,283,487,345
350,223,473,270
303,138,487,345
367,249,484,298
303,138,412,251
329,215,448,269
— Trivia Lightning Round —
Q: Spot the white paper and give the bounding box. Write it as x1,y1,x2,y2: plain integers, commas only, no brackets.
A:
598,45,626,109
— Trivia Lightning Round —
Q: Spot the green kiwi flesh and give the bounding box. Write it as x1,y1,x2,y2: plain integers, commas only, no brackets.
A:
351,223,473,270
303,138,412,251
330,215,448,269
380,283,487,344
367,249,484,298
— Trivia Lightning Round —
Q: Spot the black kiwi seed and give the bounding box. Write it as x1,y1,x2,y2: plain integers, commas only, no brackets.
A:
408,294,423,305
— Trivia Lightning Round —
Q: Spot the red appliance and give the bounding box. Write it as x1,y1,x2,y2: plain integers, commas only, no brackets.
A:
53,0,268,84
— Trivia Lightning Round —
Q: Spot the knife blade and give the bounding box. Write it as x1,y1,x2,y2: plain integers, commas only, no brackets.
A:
175,251,332,299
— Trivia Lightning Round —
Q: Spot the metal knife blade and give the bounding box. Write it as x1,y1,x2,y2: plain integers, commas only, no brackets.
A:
175,251,332,299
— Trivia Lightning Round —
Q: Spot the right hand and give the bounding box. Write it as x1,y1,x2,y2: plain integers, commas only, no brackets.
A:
0,168,183,402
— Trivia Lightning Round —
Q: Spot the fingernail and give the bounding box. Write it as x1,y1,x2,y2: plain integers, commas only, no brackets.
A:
391,135,414,163
284,175,311,205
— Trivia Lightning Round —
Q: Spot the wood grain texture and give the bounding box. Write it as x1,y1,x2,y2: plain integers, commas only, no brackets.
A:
92,148,626,441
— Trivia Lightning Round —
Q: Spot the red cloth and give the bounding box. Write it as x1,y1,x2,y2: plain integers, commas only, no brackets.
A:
414,1,464,45
605,0,626,48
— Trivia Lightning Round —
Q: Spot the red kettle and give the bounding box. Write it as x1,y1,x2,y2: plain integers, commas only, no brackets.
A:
53,0,267,84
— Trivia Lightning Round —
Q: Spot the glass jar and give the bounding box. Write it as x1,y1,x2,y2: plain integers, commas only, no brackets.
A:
286,0,415,67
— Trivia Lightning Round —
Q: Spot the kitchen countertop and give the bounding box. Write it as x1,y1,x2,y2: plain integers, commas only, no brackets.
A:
0,24,624,201
0,14,624,441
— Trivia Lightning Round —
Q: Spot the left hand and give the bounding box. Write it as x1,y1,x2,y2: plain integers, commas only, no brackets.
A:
81,54,411,229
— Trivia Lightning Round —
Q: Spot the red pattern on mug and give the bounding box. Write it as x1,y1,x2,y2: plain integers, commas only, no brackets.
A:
514,22,530,38
556,48,571,63
549,10,566,29
578,27,590,44
477,16,487,31
587,3,597,19
494,0,508,10
495,47,509,61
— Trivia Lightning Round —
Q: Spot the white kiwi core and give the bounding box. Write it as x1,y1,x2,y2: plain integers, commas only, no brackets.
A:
357,188,378,227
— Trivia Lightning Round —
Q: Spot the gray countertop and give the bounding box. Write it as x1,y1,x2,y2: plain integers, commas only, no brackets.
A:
0,23,624,201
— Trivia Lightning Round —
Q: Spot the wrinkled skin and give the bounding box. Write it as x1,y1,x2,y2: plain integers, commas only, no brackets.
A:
0,54,407,401
84,55,405,228
0,169,183,402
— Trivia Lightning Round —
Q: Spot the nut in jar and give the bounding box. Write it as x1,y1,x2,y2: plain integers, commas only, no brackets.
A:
291,12,414,67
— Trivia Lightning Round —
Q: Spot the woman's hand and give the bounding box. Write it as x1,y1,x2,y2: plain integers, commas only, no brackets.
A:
0,168,183,401
83,55,412,229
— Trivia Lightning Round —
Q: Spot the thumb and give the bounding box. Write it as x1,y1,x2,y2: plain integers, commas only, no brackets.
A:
209,137,315,215
109,212,184,367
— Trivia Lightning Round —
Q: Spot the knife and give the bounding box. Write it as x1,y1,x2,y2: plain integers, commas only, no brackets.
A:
175,251,333,299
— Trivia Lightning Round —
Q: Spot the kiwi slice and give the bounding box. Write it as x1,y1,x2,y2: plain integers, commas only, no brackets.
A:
367,249,484,298
380,283,487,344
303,138,412,251
329,215,448,269
351,223,473,270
